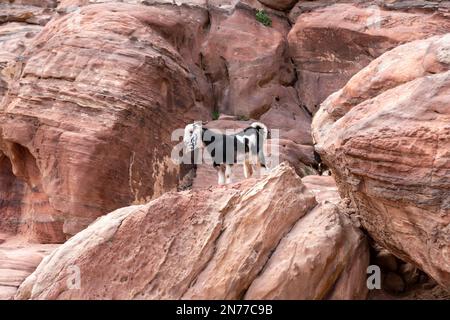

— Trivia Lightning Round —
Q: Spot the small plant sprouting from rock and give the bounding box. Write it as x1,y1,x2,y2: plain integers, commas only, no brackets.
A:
212,110,220,120
256,10,272,27
237,115,250,121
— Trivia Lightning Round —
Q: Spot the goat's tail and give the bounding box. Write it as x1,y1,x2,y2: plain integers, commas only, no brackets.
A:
250,122,270,139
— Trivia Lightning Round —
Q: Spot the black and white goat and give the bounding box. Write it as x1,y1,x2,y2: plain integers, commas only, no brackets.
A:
183,121,270,185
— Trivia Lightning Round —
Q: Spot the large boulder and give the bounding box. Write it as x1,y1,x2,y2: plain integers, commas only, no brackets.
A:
15,164,368,300
288,3,450,114
245,203,369,300
0,237,58,300
0,3,212,242
245,175,369,300
312,34,450,288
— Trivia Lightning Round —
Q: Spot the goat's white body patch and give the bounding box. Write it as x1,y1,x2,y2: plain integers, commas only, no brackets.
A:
225,165,232,184
236,135,245,144
218,168,225,185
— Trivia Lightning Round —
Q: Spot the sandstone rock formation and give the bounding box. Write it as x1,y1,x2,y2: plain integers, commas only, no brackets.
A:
245,197,369,299
0,3,211,241
302,175,340,204
312,34,450,288
258,0,298,11
1,0,449,301
202,8,293,119
0,153,25,235
201,2,314,155
288,3,450,114
0,233,58,300
0,0,319,244
0,1,57,26
0,22,40,100
0,1,58,242
15,164,368,300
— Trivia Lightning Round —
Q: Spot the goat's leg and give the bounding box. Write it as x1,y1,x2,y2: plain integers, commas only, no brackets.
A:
243,158,253,178
225,164,233,184
257,149,270,175
217,165,225,185
257,149,267,168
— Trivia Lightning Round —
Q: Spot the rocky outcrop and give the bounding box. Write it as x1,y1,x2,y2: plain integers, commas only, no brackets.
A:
0,3,212,241
258,0,298,11
2,0,449,301
381,0,450,13
0,153,25,235
312,34,450,288
288,3,450,114
0,0,320,243
15,164,368,300
245,199,369,300
0,21,45,102
201,3,314,152
0,2,59,243
202,8,293,119
0,1,57,26
0,234,58,300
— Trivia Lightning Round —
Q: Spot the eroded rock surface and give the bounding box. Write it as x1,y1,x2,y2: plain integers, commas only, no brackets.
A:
15,164,368,300
312,34,450,288
0,234,58,300
288,3,450,114
0,3,211,241
245,203,369,300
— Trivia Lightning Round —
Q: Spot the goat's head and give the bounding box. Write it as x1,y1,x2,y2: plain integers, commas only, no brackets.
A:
183,121,204,152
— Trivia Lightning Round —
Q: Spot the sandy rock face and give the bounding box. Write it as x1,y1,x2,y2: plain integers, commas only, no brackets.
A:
0,3,211,242
245,202,369,300
0,1,57,26
15,164,368,300
257,0,298,11
0,6,50,240
0,154,26,234
201,7,294,119
201,4,314,152
0,235,58,300
288,3,450,114
0,0,319,244
312,34,450,288
0,18,46,102
246,174,369,300
15,164,315,299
